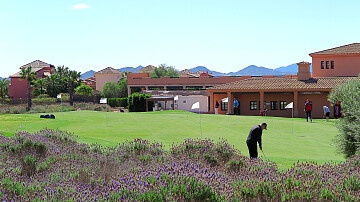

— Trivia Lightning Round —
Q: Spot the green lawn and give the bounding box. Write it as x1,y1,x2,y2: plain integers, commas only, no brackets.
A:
0,110,344,170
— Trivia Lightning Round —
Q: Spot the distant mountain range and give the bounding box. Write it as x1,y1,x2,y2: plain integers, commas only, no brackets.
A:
80,63,312,79
80,70,95,80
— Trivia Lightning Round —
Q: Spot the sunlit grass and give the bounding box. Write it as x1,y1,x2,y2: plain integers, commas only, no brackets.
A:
0,110,344,170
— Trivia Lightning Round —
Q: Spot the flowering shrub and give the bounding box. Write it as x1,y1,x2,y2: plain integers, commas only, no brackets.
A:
1,129,360,201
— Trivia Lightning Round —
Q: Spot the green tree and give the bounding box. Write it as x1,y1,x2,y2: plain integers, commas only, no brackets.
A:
150,64,179,78
55,65,69,93
65,69,81,106
20,66,36,111
0,78,10,99
46,74,61,98
117,77,128,98
75,83,93,101
102,82,123,98
128,93,151,112
33,78,47,96
328,78,360,158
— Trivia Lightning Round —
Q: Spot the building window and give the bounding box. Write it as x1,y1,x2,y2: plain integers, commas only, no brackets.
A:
270,101,277,110
280,101,287,110
221,102,228,111
183,100,186,104
326,61,329,69
250,101,257,110
331,61,334,69
321,61,324,69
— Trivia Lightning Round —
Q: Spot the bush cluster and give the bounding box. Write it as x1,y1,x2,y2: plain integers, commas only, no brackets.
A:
108,98,128,108
1,129,360,201
0,103,113,114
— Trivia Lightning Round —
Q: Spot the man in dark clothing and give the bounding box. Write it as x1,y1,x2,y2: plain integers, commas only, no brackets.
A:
246,123,267,159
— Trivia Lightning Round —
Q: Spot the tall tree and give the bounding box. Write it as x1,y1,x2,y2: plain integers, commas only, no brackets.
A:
20,66,36,111
0,78,10,99
33,78,47,96
150,64,179,78
117,77,128,98
65,69,81,106
102,82,122,98
328,78,360,158
75,83,93,102
46,74,61,98
55,65,69,93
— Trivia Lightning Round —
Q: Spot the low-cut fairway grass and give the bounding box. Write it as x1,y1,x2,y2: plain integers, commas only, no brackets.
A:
0,110,344,170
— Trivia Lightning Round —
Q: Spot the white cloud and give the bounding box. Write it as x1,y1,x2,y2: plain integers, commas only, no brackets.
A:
71,3,90,10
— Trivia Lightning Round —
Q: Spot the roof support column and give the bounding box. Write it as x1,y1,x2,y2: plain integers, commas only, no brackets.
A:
228,91,233,115
209,92,214,114
294,91,299,117
259,91,264,111
127,86,131,96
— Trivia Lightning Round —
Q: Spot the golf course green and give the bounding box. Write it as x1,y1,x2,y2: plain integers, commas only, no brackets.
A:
0,110,344,170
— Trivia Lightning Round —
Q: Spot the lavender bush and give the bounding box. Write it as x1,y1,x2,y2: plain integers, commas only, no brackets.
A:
0,129,359,201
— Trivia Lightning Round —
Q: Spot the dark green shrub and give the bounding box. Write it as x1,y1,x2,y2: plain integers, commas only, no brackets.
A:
22,154,38,177
343,175,360,191
128,93,151,112
37,157,56,172
320,188,335,200
203,153,219,166
227,159,246,171
32,96,57,104
108,98,128,108
1,178,27,196
215,138,234,162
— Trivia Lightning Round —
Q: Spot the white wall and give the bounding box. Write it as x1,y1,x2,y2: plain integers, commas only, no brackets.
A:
173,95,208,113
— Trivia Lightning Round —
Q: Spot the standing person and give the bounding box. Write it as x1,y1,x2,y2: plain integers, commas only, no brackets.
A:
234,98,239,115
334,101,342,119
304,99,312,122
246,123,267,159
215,100,220,114
323,105,330,122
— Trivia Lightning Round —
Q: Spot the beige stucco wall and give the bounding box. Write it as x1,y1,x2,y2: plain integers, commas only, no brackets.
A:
95,74,122,91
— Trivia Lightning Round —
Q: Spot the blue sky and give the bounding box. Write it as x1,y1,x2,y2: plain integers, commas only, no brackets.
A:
1,0,359,77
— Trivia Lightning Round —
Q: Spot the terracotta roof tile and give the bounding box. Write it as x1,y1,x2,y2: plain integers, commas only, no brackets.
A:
208,77,359,91
19,60,54,69
310,43,360,55
95,67,122,75
11,60,54,77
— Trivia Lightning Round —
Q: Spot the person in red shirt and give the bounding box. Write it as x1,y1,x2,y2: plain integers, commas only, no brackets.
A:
304,99,312,122
334,100,342,119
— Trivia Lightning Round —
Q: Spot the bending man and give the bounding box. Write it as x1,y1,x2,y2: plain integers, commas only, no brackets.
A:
246,123,267,159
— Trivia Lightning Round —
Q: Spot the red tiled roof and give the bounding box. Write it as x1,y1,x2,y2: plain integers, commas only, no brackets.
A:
19,59,54,69
11,60,54,77
207,77,359,91
309,43,360,55
95,67,122,75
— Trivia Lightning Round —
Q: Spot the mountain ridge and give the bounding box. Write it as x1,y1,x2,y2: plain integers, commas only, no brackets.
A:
80,63,311,79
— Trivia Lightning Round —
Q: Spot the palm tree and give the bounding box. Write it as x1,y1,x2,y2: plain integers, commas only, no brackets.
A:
55,65,69,93
46,74,60,98
65,69,81,106
20,66,36,111
33,78,47,96
0,78,10,99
